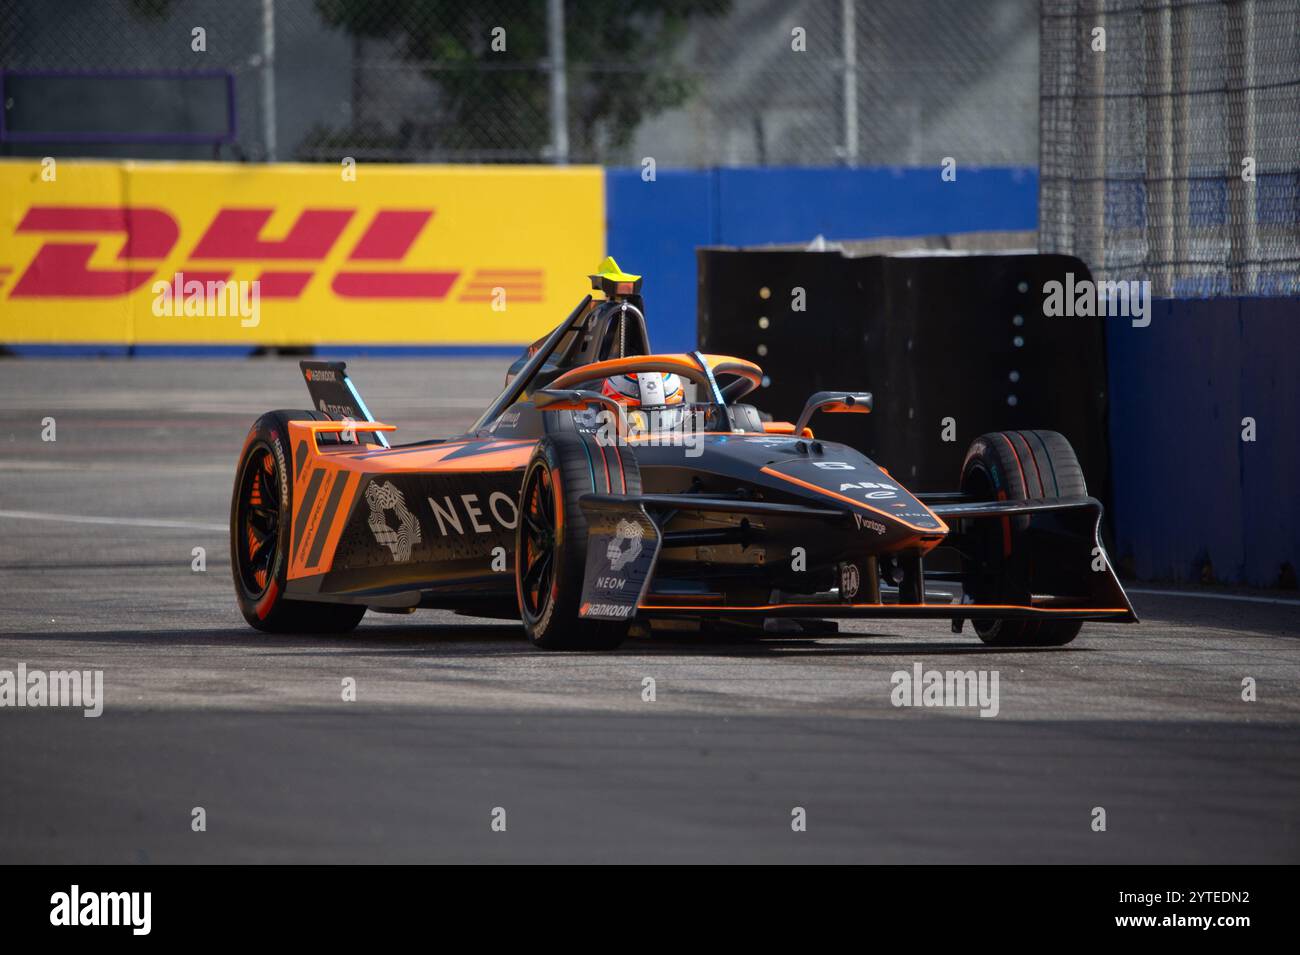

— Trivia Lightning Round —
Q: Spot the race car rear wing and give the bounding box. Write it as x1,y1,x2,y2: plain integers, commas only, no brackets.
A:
299,360,389,448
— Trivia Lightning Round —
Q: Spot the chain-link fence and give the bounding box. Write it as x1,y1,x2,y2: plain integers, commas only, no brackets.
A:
0,0,270,161
1041,0,1300,297
1,0,1039,167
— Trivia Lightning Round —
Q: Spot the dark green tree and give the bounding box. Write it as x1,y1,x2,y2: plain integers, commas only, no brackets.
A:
314,0,729,160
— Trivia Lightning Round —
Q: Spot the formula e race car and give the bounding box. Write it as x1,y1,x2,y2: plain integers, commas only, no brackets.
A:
231,259,1136,650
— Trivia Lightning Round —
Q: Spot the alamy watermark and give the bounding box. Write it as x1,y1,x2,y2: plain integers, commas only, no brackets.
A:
50,885,150,935
152,272,261,328
1043,272,1150,328
587,407,706,458
0,664,103,717
891,663,1000,717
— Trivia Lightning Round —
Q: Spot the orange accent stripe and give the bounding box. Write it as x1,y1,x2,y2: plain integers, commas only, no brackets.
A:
304,421,397,435
549,354,708,390
998,432,1027,490
1017,431,1045,494
637,601,1132,613
760,467,950,536
760,421,813,438
700,354,764,389
288,423,534,479
995,433,1024,558
256,579,279,619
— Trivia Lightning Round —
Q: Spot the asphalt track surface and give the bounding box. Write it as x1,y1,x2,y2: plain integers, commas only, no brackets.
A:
1,359,1297,864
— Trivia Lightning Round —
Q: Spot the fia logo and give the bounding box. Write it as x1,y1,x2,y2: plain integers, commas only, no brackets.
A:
840,562,860,599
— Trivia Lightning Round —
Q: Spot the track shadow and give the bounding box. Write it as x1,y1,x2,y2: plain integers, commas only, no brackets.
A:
1,623,526,654
1,622,1096,660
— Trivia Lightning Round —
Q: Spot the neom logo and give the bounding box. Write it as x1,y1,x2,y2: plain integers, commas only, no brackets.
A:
49,885,151,935
2,206,542,302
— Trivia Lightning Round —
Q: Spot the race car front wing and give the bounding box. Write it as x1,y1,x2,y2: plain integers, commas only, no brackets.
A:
577,492,1137,623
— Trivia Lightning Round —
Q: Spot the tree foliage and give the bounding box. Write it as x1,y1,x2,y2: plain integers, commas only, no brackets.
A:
315,0,730,159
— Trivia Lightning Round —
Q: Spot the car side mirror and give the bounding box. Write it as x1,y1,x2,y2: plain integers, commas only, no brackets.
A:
532,388,629,436
794,391,872,434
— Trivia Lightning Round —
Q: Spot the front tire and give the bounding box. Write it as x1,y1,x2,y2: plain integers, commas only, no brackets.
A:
231,410,367,634
515,433,641,650
960,430,1085,648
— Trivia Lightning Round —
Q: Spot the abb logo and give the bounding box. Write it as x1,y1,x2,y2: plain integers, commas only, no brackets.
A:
4,206,541,301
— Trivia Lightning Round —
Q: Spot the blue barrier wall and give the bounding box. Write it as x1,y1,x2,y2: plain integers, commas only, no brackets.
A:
606,166,1039,352
1107,298,1300,587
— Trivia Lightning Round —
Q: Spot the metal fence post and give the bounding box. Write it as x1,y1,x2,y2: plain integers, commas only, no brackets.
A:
842,0,858,166
1144,1,1173,297
261,0,277,162
1226,0,1258,295
1079,0,1106,281
548,0,568,164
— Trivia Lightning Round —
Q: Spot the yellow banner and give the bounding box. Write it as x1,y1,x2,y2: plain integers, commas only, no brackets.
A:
0,160,603,345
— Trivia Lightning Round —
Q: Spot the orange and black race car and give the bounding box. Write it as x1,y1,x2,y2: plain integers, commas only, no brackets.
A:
231,259,1136,650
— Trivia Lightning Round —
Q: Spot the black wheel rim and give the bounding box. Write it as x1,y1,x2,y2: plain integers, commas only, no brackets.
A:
519,464,557,620
236,445,280,598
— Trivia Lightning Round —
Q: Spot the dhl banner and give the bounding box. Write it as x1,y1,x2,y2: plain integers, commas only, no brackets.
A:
0,160,604,346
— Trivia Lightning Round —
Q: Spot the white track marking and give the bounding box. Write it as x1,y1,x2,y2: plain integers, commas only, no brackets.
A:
0,510,225,532
1129,587,1300,607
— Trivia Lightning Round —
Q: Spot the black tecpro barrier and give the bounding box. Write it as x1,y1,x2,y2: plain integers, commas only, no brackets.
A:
697,249,1112,506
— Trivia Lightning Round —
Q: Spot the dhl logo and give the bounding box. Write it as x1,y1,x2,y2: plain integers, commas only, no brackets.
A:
2,206,544,303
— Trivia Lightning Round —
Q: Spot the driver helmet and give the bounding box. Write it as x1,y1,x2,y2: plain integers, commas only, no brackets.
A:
600,372,686,433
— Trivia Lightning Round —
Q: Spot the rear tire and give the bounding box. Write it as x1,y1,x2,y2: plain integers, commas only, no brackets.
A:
516,433,641,650
960,430,1085,647
231,410,367,634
